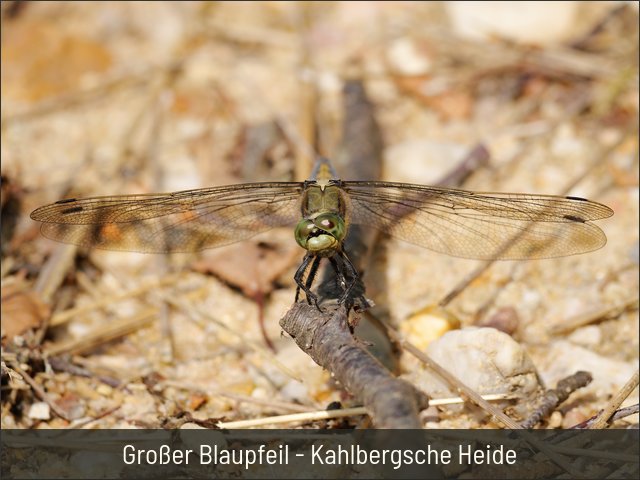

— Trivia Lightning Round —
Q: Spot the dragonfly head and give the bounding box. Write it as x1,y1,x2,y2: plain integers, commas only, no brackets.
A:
294,212,346,255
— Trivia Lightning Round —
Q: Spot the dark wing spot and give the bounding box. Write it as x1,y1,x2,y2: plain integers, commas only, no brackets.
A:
564,214,586,223
60,206,84,215
55,198,78,204
566,196,588,202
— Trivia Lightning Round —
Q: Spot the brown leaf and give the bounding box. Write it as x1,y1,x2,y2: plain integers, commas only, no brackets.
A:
1,282,50,340
191,232,300,298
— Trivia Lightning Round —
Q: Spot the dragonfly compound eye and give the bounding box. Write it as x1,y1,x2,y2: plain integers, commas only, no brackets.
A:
294,214,345,253
314,213,346,241
294,219,316,249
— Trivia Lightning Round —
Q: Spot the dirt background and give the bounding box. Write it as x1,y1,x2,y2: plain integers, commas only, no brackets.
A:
1,2,638,430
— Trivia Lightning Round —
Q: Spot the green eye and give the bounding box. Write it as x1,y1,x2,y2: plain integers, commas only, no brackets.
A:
313,213,345,241
294,219,316,248
294,213,346,253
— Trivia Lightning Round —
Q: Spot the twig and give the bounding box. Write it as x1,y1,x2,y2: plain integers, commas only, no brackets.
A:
382,323,585,477
588,370,639,429
549,295,639,334
280,303,427,428
7,360,70,421
44,309,156,357
573,403,639,429
66,405,121,429
47,356,121,388
32,244,77,304
521,371,593,428
383,322,521,428
216,397,515,429
436,143,490,188
277,79,427,428
217,407,367,429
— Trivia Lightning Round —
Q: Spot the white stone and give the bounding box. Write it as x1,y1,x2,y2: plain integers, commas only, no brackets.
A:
405,327,541,415
387,38,432,76
445,1,579,44
27,402,51,420
384,140,468,185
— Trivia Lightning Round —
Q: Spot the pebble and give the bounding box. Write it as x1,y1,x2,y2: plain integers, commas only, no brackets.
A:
27,402,51,420
478,307,519,335
405,327,541,418
536,340,637,396
401,305,459,350
386,38,432,76
384,140,468,185
547,411,563,428
567,325,602,347
445,1,579,44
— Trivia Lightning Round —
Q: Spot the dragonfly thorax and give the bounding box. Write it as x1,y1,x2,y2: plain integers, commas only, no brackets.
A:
294,212,346,256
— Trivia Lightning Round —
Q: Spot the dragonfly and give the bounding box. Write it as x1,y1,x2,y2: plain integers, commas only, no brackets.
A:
31,157,613,307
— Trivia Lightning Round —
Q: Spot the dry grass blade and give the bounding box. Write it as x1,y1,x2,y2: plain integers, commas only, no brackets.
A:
44,309,156,357
6,361,70,421
50,273,183,327
588,370,640,429
549,294,639,334
381,322,590,477
383,321,521,429
32,244,77,304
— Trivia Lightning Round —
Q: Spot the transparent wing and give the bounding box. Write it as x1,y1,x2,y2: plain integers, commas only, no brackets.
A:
342,181,613,260
31,182,304,253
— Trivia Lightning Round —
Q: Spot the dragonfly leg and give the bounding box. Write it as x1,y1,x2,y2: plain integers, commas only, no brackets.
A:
336,250,359,305
294,253,312,302
294,253,320,307
328,255,348,293
303,255,322,309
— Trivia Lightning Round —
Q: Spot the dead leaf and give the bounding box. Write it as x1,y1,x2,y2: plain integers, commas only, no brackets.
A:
1,282,50,340
191,231,300,299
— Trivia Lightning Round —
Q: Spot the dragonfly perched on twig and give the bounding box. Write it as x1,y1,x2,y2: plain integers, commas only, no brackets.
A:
31,157,613,308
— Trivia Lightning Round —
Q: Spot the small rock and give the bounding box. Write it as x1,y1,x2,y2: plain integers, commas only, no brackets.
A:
387,38,432,76
279,380,310,404
568,326,602,347
547,411,563,428
96,384,113,396
537,341,637,397
478,306,519,335
401,305,459,350
384,140,469,185
405,327,541,419
27,402,51,420
445,1,579,44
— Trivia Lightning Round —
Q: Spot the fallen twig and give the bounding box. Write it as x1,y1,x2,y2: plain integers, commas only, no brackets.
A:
7,360,70,421
521,371,593,428
588,370,639,429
